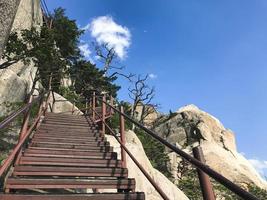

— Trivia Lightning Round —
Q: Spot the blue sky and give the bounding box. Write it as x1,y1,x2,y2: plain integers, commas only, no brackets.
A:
46,0,267,175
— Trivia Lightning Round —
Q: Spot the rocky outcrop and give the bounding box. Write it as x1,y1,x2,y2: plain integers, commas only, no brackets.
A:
0,64,38,116
106,130,189,200
0,0,42,117
0,0,20,57
47,92,82,115
155,104,267,189
134,103,160,127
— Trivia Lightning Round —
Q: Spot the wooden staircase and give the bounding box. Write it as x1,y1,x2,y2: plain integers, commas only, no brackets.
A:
1,113,145,200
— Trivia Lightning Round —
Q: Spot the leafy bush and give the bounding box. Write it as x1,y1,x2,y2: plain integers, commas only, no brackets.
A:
176,165,267,200
0,100,40,164
135,128,173,179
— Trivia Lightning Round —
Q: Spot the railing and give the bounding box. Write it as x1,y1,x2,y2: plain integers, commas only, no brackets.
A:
0,91,51,189
0,89,259,199
86,92,259,200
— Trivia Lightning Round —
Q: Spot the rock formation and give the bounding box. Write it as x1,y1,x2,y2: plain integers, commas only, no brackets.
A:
0,0,42,116
47,92,82,115
0,0,20,57
134,103,160,128
106,130,189,200
155,104,267,189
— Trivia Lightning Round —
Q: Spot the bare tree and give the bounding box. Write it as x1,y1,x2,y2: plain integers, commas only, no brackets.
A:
128,74,159,130
93,42,134,80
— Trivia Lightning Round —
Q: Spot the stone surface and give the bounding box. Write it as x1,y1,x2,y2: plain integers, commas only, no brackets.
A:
0,0,21,57
106,130,189,200
0,0,42,117
47,92,82,115
155,104,267,189
134,103,159,127
155,104,237,151
201,140,267,189
11,0,42,33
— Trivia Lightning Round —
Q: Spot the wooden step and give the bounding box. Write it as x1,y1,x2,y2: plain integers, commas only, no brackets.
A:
38,129,94,134
35,132,100,138
36,129,98,134
30,141,109,146
0,193,145,200
28,146,113,152
29,143,112,151
24,149,117,159
32,135,104,140
45,115,87,119
38,125,96,130
1,114,145,200
6,178,135,190
39,126,94,131
19,156,121,167
32,136,106,142
13,166,128,177
35,133,99,137
40,124,94,129
43,121,92,126
45,113,87,118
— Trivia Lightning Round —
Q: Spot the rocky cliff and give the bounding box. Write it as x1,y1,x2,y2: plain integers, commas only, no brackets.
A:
0,0,42,116
155,104,267,190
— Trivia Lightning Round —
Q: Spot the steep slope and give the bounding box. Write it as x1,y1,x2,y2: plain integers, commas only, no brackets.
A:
155,104,267,189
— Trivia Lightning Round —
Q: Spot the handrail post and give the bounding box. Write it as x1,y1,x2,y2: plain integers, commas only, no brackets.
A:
51,91,56,112
120,106,126,168
193,146,216,200
101,94,106,136
89,98,91,115
85,98,88,115
92,92,96,121
19,94,33,141
110,96,114,115
72,102,75,115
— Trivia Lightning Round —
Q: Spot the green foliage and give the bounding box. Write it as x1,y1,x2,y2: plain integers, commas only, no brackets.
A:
177,166,267,200
0,100,40,149
51,8,83,61
0,102,24,161
177,168,202,199
2,7,120,98
38,8,82,92
247,184,267,200
152,109,178,128
135,128,173,179
70,60,120,98
1,7,82,92
108,101,134,130
58,86,85,109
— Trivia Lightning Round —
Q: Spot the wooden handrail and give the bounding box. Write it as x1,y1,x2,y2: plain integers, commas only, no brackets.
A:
0,93,49,182
96,96,259,200
0,95,42,130
87,105,170,200
120,106,127,169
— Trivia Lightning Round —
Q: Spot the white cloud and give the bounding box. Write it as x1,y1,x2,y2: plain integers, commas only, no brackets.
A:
249,159,267,176
79,43,91,58
148,73,158,79
84,16,131,59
